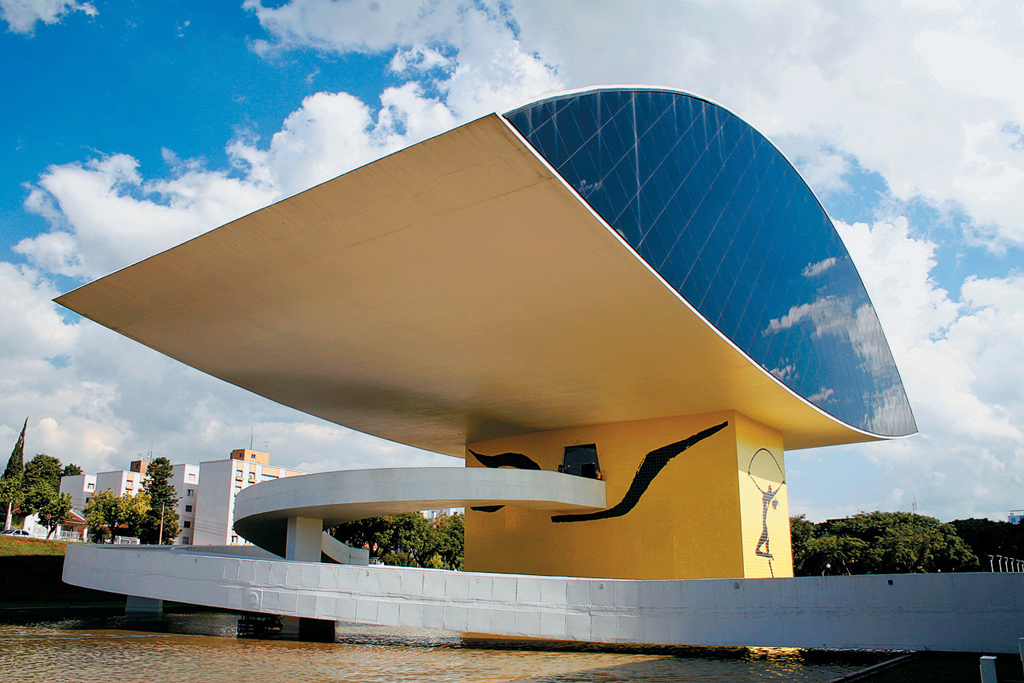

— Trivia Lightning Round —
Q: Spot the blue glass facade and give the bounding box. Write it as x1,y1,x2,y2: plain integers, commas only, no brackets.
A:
505,88,915,437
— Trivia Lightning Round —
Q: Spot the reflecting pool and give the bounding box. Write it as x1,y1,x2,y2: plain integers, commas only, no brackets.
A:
0,611,888,682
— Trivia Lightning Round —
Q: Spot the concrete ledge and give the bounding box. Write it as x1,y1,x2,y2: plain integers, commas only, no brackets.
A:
63,544,1024,653
233,467,605,555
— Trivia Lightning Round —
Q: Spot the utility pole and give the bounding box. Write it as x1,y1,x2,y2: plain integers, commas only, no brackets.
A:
158,502,165,545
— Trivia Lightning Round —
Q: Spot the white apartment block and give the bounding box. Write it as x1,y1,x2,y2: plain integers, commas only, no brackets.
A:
193,449,304,545
170,463,201,544
59,473,97,512
61,449,305,547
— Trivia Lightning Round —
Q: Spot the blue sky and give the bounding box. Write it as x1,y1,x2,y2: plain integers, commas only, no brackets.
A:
2,0,1022,523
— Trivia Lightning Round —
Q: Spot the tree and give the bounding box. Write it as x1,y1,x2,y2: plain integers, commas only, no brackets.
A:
61,463,83,477
1,419,27,530
789,512,978,576
86,490,150,542
950,518,1024,569
139,457,179,544
789,514,817,575
332,512,432,565
37,490,73,540
422,513,464,570
85,490,118,543
24,453,62,492
332,512,465,570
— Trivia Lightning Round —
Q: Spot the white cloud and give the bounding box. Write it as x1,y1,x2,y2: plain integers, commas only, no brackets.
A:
0,273,458,477
815,218,1024,521
17,153,278,279
246,0,562,122
504,0,1024,251
0,0,95,34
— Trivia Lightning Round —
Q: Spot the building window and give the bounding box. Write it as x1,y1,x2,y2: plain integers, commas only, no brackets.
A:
234,485,242,493
187,473,196,483
262,474,277,480
186,489,194,497
183,520,191,528
185,505,192,512
86,483,94,490
231,535,238,544
182,537,190,545
248,472,256,482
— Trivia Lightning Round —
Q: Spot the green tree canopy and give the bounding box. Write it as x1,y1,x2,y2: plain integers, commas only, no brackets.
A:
86,490,151,542
332,512,464,570
422,513,464,571
2,419,27,530
37,490,73,540
2,419,26,484
24,453,63,492
61,463,84,477
950,518,1024,569
139,457,179,544
790,511,978,575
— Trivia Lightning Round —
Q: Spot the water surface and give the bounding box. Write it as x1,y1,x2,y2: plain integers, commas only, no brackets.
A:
0,612,885,682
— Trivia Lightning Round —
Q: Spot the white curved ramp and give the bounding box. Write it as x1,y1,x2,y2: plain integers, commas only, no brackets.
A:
233,467,605,557
62,544,1024,653
321,532,369,565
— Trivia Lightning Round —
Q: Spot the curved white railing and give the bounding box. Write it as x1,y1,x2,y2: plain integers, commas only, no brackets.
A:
232,467,606,557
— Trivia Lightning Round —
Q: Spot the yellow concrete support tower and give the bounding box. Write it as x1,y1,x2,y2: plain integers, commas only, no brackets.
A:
466,410,791,580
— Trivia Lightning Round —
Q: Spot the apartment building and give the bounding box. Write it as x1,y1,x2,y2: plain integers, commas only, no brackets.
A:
192,449,304,545
170,463,201,544
61,449,304,546
59,473,97,512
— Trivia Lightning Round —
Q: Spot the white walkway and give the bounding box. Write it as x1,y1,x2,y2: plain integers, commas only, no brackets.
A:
232,467,606,557
63,543,1024,653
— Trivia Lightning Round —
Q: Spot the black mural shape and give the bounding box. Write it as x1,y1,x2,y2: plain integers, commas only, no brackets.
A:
551,421,729,523
469,449,541,470
471,505,505,513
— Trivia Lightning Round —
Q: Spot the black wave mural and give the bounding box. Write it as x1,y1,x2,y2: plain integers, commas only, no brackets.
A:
469,449,541,470
551,421,729,523
467,449,542,513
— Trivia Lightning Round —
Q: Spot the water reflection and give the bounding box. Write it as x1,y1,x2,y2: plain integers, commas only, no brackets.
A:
0,612,885,683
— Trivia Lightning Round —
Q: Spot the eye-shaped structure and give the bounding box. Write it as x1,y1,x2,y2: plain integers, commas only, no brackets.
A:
505,88,915,438
57,86,914,459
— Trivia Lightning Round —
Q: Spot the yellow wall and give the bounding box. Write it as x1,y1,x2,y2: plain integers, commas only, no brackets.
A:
735,413,791,578
464,410,792,580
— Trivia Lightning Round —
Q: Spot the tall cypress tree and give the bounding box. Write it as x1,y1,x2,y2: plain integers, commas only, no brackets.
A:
1,419,27,530
140,457,179,544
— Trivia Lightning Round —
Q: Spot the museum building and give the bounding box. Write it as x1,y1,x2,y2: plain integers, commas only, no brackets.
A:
56,89,1017,656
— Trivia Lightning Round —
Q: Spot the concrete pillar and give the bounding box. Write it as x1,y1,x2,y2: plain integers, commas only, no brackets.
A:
299,617,336,642
979,656,997,683
125,595,163,614
280,615,335,642
285,516,323,562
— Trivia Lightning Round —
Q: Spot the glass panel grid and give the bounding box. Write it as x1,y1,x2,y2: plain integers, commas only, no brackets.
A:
505,89,915,436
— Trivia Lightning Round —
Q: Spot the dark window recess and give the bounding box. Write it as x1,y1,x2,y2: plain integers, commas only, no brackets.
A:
183,521,191,528
185,505,192,512
559,444,602,479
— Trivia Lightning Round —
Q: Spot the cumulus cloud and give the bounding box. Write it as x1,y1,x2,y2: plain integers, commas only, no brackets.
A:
17,153,278,280
504,0,1024,252
818,218,1024,520
246,0,562,121
0,0,95,34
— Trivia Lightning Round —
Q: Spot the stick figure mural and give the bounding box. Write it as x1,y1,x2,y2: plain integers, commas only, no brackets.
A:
747,448,786,574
